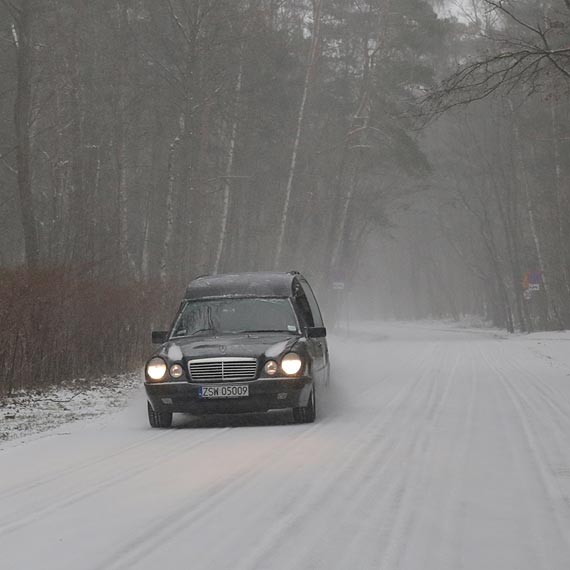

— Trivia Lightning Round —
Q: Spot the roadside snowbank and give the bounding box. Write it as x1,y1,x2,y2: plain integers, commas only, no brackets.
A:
0,373,141,444
507,330,570,373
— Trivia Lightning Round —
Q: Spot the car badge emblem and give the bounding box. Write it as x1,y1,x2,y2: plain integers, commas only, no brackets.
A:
219,345,227,354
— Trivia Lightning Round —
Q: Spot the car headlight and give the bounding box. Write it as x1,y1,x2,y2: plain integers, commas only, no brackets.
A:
170,363,184,379
281,353,303,375
146,357,167,381
264,360,278,376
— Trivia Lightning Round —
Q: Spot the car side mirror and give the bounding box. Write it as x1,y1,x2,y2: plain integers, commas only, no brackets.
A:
152,330,169,344
307,326,327,338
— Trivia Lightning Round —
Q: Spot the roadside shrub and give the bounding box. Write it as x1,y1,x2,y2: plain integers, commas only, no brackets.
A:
0,268,180,396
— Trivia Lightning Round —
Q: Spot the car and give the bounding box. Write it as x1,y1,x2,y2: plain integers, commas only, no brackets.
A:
144,271,329,427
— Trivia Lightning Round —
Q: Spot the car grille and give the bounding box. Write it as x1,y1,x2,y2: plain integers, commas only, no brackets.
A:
188,358,258,382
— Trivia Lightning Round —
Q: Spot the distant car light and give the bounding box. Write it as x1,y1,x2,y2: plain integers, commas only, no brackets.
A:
264,360,278,376
147,357,167,381
281,353,302,375
170,363,184,379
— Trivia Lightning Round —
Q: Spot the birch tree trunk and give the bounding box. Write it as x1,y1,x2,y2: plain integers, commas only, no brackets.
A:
213,50,244,274
116,2,138,280
14,0,39,268
117,135,136,277
329,90,371,272
67,0,88,266
331,162,359,270
160,136,181,284
274,0,322,269
550,102,570,299
141,213,150,283
509,99,558,326
91,145,101,270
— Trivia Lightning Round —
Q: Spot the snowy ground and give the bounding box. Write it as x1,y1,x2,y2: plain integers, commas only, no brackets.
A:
0,373,141,444
2,322,570,570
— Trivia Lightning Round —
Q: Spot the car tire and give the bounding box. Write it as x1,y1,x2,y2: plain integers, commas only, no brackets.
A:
293,388,316,424
147,402,173,428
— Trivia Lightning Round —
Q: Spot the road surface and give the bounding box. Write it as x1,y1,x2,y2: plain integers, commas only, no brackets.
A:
2,323,570,570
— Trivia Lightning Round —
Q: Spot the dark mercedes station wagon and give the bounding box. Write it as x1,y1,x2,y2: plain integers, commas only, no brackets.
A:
144,272,329,427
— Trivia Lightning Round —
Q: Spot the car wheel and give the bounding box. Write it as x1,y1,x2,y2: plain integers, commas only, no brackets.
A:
293,389,316,424
147,402,173,428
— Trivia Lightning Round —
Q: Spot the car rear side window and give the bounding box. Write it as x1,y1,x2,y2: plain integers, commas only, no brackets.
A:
299,281,324,327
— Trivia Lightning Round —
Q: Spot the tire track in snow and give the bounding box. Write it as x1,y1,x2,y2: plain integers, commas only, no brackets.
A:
502,349,570,472
383,347,477,570
367,350,459,570
496,350,570,516
306,347,452,570
507,359,570,509
0,430,172,502
229,345,451,570
479,349,546,569
435,347,477,570
482,347,570,566
0,427,231,537
93,344,447,570
92,416,334,570
502,347,570,428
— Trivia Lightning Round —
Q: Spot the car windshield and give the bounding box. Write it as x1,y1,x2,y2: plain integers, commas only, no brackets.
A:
170,297,299,338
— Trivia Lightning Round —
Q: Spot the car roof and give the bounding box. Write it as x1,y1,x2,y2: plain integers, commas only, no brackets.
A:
184,272,303,301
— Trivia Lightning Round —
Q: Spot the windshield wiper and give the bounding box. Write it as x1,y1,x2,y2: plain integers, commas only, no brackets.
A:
233,329,296,334
189,328,217,336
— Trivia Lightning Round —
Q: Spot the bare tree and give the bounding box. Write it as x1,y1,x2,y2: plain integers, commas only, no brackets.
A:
274,0,322,269
426,0,570,114
11,0,39,268
213,51,244,274
160,136,181,285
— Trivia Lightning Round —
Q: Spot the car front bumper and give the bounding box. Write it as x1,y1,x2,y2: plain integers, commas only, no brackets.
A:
145,376,313,415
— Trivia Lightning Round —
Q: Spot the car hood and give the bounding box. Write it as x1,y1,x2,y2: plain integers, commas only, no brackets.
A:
160,332,301,362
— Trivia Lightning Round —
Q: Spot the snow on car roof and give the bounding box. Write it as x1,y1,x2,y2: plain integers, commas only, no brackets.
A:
184,272,300,300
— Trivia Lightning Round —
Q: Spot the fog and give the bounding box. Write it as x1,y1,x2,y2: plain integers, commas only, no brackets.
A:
1,0,570,393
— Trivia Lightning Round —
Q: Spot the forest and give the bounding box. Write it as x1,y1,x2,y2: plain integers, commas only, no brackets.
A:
1,0,569,394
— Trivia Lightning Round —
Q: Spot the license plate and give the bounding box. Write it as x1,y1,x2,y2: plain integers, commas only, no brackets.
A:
199,385,249,399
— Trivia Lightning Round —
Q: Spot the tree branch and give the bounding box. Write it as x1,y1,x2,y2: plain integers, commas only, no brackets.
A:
484,0,541,38
167,0,194,48
0,0,20,21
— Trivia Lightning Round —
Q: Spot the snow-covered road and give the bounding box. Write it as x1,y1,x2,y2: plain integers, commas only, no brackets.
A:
2,323,570,570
